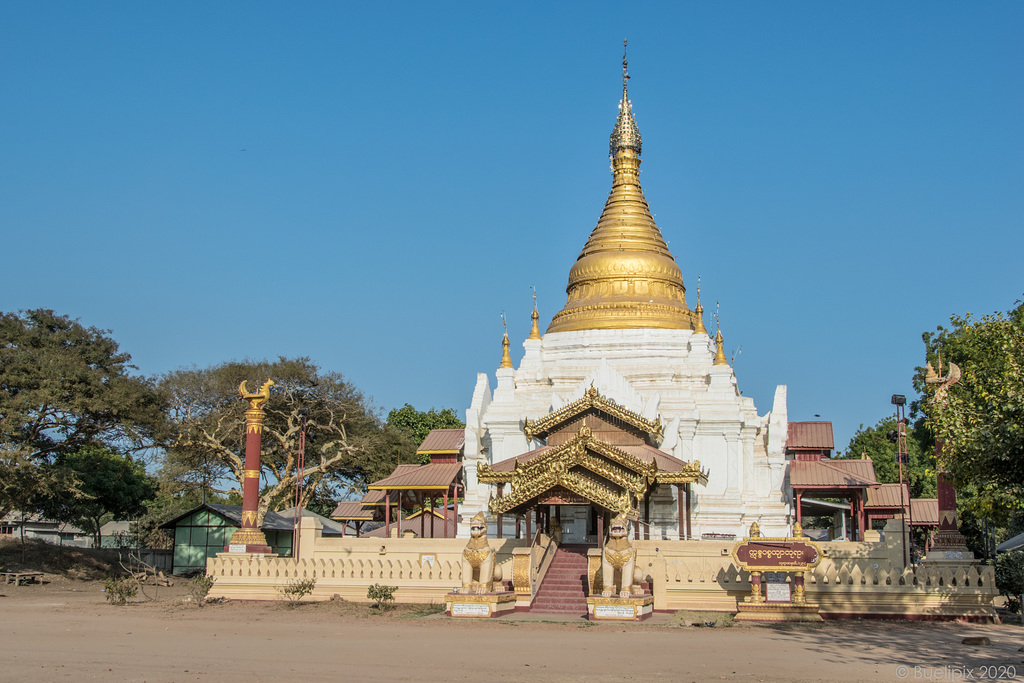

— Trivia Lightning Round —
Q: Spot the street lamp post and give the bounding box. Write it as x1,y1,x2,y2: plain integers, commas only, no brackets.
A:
292,407,309,560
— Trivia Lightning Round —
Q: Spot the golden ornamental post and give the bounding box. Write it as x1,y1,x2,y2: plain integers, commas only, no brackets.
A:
226,379,275,553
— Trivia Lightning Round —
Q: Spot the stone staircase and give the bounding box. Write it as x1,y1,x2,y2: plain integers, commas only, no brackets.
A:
530,544,590,616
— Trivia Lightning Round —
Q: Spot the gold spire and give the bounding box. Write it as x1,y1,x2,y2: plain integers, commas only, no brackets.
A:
713,327,729,366
547,42,696,334
500,313,513,368
529,289,542,339
693,278,707,334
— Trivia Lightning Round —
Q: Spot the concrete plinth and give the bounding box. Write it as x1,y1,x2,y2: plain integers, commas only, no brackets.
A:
734,600,823,622
217,550,277,559
445,591,516,618
586,595,654,621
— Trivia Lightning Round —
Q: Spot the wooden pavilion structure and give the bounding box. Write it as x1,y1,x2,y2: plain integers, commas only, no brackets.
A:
357,428,466,539
787,421,879,541
329,500,378,537
789,457,878,541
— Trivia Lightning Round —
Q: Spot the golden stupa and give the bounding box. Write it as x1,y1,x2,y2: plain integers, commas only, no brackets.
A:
547,47,698,334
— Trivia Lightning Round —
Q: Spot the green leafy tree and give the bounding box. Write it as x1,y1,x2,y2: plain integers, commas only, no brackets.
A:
0,309,164,518
916,300,1024,517
160,357,384,524
386,404,464,464
839,417,936,499
38,447,157,547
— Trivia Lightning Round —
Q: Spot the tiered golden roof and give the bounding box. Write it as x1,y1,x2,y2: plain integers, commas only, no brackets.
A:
547,47,697,334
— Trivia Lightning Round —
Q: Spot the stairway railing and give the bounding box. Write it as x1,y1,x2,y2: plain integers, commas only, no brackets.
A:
531,527,558,598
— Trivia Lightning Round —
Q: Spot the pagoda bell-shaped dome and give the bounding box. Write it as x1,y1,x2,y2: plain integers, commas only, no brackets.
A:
547,48,697,334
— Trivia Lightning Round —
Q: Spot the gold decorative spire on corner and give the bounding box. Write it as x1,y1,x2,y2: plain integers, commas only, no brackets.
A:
693,278,707,335
547,41,697,334
713,327,729,366
528,289,542,340
500,313,513,368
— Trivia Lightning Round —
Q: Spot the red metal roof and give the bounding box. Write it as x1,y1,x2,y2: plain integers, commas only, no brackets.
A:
330,501,377,520
490,446,552,472
617,444,691,471
363,508,457,538
789,459,877,488
865,483,910,510
787,421,835,451
416,428,465,454
910,498,939,526
367,462,462,490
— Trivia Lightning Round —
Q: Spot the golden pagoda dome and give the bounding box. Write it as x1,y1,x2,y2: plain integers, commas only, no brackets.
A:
547,45,697,334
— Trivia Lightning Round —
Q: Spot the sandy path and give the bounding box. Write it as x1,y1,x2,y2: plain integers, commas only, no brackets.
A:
2,581,1021,683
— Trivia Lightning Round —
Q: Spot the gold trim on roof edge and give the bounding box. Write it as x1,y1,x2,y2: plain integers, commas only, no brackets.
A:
479,428,708,515
523,386,663,441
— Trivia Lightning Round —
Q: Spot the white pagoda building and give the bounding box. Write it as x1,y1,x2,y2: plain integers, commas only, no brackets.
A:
459,57,791,542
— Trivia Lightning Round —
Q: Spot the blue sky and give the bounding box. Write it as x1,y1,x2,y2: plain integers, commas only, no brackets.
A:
2,3,1021,453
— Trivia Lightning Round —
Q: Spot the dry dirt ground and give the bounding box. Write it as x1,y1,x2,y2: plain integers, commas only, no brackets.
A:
2,577,1022,683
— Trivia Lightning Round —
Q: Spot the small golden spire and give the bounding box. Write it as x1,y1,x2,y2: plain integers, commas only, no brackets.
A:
500,313,513,368
713,327,729,366
528,288,541,340
693,278,706,334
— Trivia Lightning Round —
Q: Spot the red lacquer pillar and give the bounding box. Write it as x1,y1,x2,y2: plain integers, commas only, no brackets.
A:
931,439,970,553
227,379,274,554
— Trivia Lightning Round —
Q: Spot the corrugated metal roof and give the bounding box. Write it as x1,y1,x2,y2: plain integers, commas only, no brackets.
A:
416,428,465,453
159,504,294,532
618,444,691,471
787,421,835,450
997,531,1024,553
789,459,877,488
910,498,939,526
490,446,553,472
364,508,457,538
330,501,376,520
368,462,462,490
276,507,348,536
865,483,910,509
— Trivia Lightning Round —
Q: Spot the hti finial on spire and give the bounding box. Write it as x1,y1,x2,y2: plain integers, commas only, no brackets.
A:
610,40,641,159
622,39,630,92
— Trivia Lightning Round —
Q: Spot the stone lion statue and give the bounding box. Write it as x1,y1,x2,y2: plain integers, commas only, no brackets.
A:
601,513,644,598
462,512,502,593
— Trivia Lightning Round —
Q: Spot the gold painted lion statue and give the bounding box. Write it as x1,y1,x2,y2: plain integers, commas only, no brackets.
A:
601,513,644,598
462,512,502,593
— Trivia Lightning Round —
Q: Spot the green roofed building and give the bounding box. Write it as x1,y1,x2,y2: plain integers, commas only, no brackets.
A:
159,503,346,574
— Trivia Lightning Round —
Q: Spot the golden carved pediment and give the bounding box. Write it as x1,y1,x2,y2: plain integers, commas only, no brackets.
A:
523,386,663,442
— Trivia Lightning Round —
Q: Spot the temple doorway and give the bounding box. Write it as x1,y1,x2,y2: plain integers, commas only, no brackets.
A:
554,505,592,544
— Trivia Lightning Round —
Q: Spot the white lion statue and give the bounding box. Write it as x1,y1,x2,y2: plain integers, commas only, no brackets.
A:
461,512,502,593
601,513,644,598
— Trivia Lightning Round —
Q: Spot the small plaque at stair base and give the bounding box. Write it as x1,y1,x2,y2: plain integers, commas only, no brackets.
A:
445,591,516,618
586,595,654,621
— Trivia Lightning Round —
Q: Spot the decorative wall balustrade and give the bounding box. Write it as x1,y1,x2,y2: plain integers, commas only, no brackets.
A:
206,520,997,619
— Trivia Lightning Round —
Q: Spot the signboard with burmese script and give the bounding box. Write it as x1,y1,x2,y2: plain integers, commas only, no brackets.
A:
732,539,821,572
